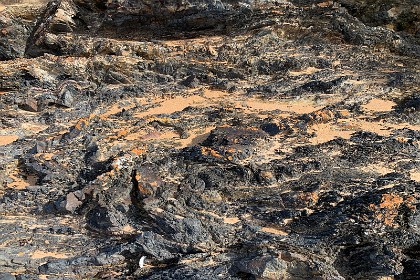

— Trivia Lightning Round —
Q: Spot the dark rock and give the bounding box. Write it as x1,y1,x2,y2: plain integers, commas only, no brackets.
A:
38,259,70,274
135,231,186,261
399,260,420,280
396,95,420,112
297,77,346,94
86,206,128,232
202,127,267,147
181,75,200,88
93,253,125,266
1,0,420,278
334,243,403,279
261,123,281,136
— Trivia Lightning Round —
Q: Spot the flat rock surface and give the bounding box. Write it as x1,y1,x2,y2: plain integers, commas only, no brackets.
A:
0,0,419,279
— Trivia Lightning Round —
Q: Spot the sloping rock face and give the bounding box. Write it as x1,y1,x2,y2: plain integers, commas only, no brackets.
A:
0,0,419,279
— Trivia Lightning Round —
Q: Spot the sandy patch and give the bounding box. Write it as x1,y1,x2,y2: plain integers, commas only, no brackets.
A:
224,217,240,224
0,135,19,146
362,98,396,112
21,123,48,132
198,210,221,218
355,119,420,136
125,130,178,141
289,67,320,76
120,224,136,233
135,95,207,118
203,88,228,99
7,173,38,190
260,226,288,235
101,102,136,118
352,119,393,136
178,126,215,147
39,153,55,160
30,250,70,259
239,98,323,114
362,164,394,175
198,210,240,224
309,123,354,144
411,171,420,182
309,118,420,144
317,1,333,7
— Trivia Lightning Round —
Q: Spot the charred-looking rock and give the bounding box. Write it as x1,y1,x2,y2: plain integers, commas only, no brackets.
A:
0,0,420,279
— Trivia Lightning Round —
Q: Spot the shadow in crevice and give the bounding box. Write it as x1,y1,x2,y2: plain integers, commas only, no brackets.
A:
97,8,257,41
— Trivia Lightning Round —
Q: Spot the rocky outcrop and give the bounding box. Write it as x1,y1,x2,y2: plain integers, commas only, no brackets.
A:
0,0,419,279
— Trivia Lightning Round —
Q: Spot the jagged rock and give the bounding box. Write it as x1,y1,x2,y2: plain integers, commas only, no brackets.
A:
135,231,187,261
181,75,199,88
25,0,78,57
0,0,419,279
54,190,85,213
18,97,39,112
0,16,26,60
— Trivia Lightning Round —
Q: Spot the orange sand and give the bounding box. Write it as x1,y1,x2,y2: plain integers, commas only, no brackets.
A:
0,135,18,146
411,171,420,182
362,98,396,112
223,217,240,224
260,226,288,235
30,250,70,259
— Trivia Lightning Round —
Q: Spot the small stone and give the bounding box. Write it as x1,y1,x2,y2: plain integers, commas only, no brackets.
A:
18,97,39,112
181,75,199,88
64,192,84,213
60,90,74,108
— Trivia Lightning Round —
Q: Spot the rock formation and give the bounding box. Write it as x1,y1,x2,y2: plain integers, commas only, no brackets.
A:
0,0,419,278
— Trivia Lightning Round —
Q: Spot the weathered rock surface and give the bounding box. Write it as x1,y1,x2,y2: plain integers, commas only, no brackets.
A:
0,0,419,279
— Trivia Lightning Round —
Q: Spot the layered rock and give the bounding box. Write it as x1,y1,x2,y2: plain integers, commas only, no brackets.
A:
0,0,419,279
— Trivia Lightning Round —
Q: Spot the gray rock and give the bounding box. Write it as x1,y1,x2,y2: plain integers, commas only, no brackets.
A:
0,273,16,280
